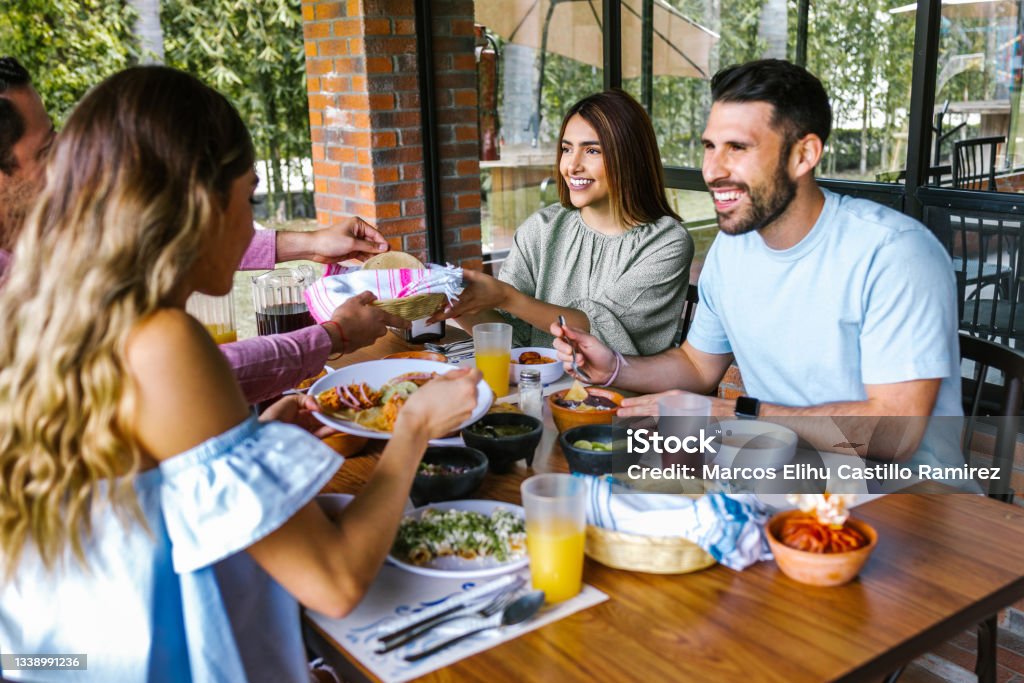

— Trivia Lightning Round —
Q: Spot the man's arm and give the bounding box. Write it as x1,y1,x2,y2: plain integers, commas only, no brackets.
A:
620,378,941,462
238,218,390,271
221,325,332,404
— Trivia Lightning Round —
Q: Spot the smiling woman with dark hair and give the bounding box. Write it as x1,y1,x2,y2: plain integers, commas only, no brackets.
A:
430,89,693,356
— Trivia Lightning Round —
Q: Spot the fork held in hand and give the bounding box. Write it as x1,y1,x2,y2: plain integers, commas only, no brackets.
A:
558,315,592,383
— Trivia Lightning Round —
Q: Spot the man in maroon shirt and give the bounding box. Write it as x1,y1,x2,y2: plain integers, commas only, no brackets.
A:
0,57,408,404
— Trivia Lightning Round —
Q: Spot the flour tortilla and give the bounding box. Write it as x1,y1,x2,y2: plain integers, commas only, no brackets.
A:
362,251,424,271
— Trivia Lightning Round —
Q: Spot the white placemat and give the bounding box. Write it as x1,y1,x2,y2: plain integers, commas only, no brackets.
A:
306,566,607,683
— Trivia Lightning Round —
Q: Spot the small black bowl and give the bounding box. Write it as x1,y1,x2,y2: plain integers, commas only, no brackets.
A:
461,413,543,473
560,424,633,476
411,446,488,504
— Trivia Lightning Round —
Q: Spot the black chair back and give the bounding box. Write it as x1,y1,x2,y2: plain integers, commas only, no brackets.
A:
952,136,1005,192
959,331,1023,502
675,283,699,346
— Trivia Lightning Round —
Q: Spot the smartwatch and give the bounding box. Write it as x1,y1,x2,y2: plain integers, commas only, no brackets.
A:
734,396,761,419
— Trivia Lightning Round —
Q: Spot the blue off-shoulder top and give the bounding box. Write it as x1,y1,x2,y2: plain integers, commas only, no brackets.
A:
0,415,342,683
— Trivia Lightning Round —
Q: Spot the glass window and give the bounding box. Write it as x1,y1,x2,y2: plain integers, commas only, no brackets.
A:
620,0,915,186
474,0,603,263
667,188,717,272
921,0,1023,193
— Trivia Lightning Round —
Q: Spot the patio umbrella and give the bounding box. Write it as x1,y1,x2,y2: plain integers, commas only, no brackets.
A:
475,0,718,140
888,0,1017,20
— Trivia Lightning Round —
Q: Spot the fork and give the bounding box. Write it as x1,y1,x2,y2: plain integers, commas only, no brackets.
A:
558,315,592,383
374,580,524,654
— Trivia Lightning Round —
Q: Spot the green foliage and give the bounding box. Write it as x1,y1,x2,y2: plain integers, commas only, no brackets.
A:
162,0,312,219
0,0,137,123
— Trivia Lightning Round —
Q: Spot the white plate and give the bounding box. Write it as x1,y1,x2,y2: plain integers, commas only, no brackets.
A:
310,359,493,445
510,346,564,385
283,365,337,396
387,500,529,579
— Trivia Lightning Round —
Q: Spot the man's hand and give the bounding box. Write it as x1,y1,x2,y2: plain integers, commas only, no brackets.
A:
549,321,616,384
395,368,482,442
277,217,390,264
427,269,510,323
260,394,337,438
325,291,409,354
619,390,734,417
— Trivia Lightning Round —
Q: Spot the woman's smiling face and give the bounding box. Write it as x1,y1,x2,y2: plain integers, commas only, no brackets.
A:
559,114,609,214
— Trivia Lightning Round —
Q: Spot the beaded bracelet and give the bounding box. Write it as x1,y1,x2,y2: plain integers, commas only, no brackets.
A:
322,320,348,360
599,350,625,387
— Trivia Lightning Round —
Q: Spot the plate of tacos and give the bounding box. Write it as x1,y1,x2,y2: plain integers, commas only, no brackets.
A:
310,359,493,443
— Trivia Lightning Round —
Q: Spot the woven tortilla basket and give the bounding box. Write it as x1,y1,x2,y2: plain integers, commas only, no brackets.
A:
373,293,447,321
585,525,717,574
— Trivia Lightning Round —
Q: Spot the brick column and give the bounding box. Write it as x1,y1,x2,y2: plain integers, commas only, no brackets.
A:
431,0,483,270
301,0,482,269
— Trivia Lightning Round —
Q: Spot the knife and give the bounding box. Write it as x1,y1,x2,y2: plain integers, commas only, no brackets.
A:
373,574,520,642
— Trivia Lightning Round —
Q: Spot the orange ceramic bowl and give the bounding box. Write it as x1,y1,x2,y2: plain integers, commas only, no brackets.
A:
384,351,448,363
765,510,878,587
547,387,623,433
321,433,369,457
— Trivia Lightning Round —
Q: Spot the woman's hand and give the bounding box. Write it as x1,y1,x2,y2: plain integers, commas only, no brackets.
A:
549,321,616,384
428,269,511,323
260,393,337,438
326,291,409,354
395,368,482,441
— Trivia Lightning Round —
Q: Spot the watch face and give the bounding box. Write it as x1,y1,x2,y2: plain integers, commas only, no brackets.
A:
735,396,760,417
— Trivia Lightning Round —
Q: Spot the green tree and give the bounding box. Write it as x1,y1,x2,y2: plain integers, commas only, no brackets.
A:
162,0,312,220
0,0,137,123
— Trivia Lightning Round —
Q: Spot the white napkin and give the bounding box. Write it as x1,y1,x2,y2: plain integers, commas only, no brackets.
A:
304,263,463,323
578,474,773,570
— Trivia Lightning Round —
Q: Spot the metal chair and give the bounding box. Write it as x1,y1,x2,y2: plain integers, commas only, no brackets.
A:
930,205,1024,347
957,332,1023,682
952,136,1005,191
673,283,699,346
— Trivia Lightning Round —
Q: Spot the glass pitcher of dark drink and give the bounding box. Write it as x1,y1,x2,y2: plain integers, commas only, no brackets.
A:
251,265,317,335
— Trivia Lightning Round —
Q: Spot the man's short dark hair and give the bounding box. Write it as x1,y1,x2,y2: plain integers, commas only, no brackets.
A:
0,57,31,176
710,59,832,147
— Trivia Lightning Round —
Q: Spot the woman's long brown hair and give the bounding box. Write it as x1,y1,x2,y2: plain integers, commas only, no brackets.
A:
557,89,680,228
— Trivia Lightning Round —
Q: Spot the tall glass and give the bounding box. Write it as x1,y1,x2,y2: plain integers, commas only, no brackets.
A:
657,394,713,472
186,291,237,344
521,473,586,603
251,265,316,335
473,322,512,398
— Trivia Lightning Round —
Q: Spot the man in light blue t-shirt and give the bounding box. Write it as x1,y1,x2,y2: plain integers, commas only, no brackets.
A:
552,59,962,466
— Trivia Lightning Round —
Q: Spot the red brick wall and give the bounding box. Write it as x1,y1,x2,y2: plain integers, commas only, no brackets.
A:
717,365,745,400
301,0,482,268
431,0,483,270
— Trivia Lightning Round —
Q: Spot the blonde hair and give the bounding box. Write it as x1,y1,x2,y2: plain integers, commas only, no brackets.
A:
0,66,253,573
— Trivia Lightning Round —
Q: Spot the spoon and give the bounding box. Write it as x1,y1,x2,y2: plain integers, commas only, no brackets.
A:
558,315,592,383
403,590,546,662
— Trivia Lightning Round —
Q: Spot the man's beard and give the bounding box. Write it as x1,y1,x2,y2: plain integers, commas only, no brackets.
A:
0,171,40,252
713,155,798,237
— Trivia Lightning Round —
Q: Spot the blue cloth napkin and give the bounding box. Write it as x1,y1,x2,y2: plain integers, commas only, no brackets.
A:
577,474,772,570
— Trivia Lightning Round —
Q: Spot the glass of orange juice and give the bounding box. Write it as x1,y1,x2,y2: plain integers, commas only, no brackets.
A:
473,322,512,398
186,292,238,344
521,473,586,603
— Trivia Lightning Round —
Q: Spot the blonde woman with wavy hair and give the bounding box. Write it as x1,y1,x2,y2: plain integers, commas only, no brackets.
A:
0,66,481,683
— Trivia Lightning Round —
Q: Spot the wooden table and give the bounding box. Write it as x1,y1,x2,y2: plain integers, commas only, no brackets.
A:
306,333,1024,683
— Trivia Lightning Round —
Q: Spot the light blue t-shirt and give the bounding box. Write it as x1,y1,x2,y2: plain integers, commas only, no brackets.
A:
0,415,342,682
687,189,962,465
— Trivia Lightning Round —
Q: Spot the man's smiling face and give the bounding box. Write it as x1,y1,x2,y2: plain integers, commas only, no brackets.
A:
701,100,797,236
